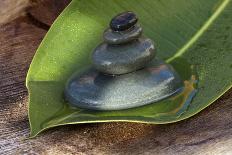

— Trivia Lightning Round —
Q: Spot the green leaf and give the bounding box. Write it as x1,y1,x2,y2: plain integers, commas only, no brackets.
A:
26,0,232,137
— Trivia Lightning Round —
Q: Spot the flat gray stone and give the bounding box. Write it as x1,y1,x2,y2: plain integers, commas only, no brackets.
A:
103,24,142,44
92,38,155,75
65,59,183,111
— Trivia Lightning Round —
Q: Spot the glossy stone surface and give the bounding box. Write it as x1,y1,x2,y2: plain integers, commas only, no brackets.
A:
65,59,183,111
92,38,155,75
104,24,142,44
110,12,138,31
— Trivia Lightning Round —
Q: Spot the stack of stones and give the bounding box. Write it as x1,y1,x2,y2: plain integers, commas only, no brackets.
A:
92,11,155,75
65,11,183,111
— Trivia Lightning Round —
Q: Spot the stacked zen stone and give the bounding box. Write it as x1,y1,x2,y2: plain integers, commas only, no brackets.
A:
92,12,155,75
65,11,183,111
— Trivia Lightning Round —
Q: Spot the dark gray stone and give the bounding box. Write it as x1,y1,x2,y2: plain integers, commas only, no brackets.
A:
104,24,142,44
110,11,138,31
92,38,155,75
65,59,183,111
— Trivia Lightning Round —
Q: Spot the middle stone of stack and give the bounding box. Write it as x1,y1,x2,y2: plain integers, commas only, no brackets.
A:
92,15,156,75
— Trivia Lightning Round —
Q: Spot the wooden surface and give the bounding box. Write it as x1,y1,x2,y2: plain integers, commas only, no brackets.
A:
0,1,232,154
0,0,29,24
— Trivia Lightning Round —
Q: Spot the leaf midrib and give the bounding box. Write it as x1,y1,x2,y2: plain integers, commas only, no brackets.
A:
167,0,230,62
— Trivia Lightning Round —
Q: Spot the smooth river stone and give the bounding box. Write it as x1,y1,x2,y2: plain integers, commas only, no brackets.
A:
65,59,183,111
110,11,138,31
104,24,142,44
92,38,155,75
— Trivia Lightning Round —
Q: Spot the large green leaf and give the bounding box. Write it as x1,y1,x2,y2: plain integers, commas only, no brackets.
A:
26,0,232,137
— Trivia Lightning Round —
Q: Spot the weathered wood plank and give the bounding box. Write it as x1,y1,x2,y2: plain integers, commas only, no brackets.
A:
28,0,70,26
0,0,30,24
0,1,232,154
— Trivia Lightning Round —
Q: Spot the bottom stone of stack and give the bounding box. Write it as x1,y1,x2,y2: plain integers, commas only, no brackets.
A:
65,59,183,111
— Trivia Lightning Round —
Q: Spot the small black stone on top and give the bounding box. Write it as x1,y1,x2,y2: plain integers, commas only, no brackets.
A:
110,11,138,31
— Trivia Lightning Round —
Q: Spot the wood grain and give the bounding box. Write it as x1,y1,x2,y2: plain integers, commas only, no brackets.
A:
0,0,30,24
0,1,232,154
